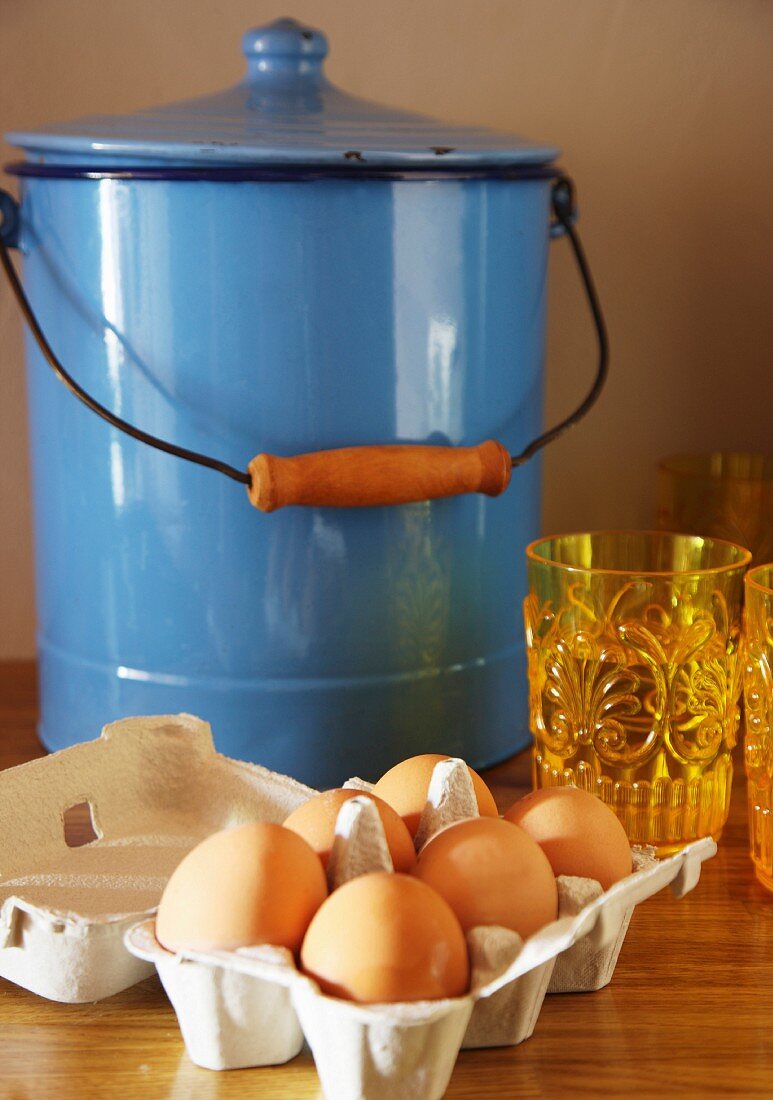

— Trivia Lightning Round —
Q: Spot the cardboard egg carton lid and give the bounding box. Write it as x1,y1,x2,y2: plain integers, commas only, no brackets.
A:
0,714,314,1003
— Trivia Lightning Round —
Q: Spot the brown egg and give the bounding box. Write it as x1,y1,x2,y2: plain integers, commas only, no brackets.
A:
372,754,498,836
411,817,557,938
300,872,469,1003
155,822,327,954
504,787,632,890
283,789,416,872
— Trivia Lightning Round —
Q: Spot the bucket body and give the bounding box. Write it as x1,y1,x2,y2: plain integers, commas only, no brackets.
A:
18,173,550,785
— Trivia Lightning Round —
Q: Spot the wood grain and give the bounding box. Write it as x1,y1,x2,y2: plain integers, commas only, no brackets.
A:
1,661,771,1098
247,440,512,511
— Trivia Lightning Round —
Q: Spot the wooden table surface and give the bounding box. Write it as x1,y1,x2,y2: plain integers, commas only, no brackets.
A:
0,660,771,1099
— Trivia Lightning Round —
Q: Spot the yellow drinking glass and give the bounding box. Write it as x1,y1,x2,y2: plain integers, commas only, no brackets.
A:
657,452,772,562
524,532,751,854
744,563,773,891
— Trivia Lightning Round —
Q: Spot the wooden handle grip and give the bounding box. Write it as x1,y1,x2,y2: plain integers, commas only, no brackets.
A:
247,440,512,512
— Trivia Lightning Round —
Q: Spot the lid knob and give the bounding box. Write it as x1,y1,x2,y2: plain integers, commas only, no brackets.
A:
242,17,328,78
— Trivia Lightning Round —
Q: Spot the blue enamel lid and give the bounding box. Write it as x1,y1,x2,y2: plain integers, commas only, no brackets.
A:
6,18,558,169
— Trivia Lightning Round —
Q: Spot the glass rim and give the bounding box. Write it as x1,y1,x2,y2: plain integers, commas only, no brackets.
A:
525,529,753,578
746,562,773,596
657,451,773,484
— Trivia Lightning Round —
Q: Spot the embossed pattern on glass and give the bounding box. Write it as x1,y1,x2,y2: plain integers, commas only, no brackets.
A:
657,452,773,563
744,563,773,891
525,532,750,854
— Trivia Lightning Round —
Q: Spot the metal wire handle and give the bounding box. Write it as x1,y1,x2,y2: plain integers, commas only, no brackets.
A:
0,231,250,487
512,176,608,467
0,172,607,491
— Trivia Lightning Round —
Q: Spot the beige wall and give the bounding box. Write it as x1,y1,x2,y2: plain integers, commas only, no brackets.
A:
1,0,771,658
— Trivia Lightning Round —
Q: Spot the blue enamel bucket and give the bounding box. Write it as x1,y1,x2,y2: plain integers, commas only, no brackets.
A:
0,19,606,786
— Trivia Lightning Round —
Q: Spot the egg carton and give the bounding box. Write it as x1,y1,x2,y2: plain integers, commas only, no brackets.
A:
126,793,578,1092
126,761,716,1100
0,714,314,1003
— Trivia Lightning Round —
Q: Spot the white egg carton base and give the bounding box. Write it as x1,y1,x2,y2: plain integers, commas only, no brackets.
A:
127,900,575,1076
0,714,314,1003
125,766,716,1100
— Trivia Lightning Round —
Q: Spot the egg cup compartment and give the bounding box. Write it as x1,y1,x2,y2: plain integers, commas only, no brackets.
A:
548,836,716,993
126,921,303,1070
0,714,314,1003
291,974,472,1100
461,925,562,1049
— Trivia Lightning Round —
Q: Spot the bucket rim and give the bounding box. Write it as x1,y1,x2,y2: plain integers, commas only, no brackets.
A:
5,160,562,184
